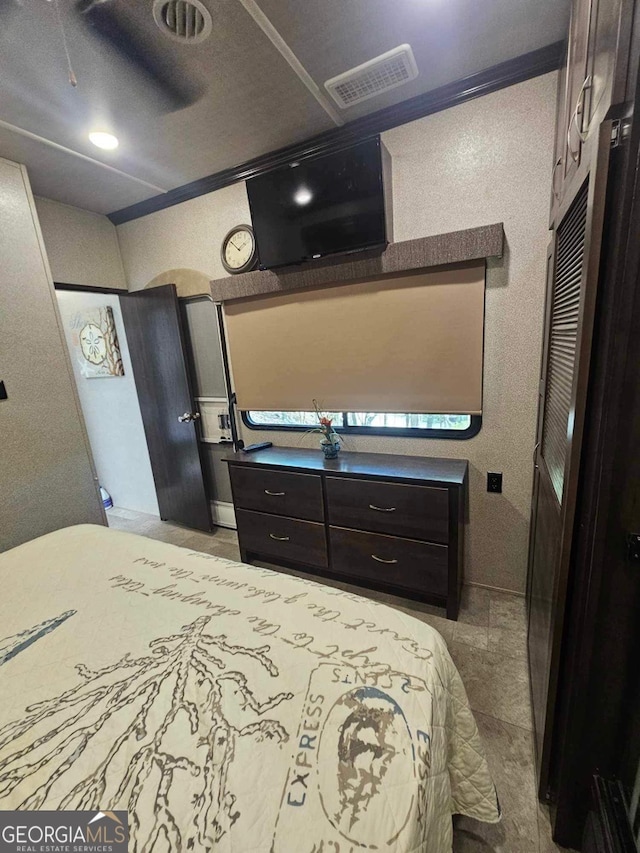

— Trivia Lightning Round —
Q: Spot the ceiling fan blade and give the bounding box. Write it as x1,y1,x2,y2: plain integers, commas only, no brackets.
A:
76,0,204,111
0,0,20,26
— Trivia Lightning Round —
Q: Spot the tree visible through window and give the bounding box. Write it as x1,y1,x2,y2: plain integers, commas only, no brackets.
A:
244,410,476,436
346,412,472,430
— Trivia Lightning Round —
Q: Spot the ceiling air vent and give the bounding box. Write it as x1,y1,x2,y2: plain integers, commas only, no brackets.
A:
324,44,418,109
152,0,213,43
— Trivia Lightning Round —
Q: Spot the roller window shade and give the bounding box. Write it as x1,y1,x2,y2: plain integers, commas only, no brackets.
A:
224,261,485,415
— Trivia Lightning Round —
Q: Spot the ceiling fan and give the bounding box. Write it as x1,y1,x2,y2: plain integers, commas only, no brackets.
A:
0,0,206,111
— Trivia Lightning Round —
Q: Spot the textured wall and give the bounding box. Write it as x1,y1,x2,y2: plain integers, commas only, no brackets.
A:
117,183,251,291
35,197,127,290
0,159,105,552
56,290,160,516
116,72,557,593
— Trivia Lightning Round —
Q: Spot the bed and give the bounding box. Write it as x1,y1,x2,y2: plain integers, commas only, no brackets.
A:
0,525,499,851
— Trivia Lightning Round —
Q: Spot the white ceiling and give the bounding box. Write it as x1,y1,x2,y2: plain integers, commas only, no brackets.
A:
0,0,570,216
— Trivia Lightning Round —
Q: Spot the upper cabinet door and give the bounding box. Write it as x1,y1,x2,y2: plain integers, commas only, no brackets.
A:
586,0,628,129
552,0,632,227
550,60,569,227
563,0,593,188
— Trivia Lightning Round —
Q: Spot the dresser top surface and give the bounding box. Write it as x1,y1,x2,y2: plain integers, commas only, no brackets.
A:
224,446,468,485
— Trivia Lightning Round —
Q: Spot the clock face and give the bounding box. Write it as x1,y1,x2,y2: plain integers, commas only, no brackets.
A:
80,323,107,365
222,226,256,273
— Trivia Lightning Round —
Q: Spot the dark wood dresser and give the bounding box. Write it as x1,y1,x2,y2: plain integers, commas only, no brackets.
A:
224,447,468,619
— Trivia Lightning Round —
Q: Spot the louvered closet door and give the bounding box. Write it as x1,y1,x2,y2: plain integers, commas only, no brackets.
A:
542,186,589,503
528,178,594,796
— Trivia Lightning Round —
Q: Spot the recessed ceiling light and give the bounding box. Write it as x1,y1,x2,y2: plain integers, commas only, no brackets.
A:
89,131,119,150
294,187,313,206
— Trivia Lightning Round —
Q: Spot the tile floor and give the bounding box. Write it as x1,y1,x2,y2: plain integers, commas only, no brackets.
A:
107,507,573,853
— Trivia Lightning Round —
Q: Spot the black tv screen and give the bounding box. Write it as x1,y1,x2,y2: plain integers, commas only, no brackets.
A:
247,137,391,270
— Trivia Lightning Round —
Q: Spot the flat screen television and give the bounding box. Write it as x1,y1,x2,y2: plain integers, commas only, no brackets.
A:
246,137,393,270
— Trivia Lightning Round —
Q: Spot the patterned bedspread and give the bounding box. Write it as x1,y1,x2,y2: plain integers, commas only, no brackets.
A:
0,525,499,852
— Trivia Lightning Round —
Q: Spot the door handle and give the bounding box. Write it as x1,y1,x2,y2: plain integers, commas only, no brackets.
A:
551,157,562,200
574,75,592,144
178,412,201,423
568,76,592,162
371,554,398,564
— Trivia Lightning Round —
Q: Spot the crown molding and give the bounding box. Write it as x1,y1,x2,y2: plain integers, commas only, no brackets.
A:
109,41,564,226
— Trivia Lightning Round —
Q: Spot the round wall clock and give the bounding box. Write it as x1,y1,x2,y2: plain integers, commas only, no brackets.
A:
221,224,258,274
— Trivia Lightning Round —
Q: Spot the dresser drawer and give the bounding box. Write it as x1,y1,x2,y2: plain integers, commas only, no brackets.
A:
326,477,449,543
237,509,328,568
230,466,324,521
329,527,448,597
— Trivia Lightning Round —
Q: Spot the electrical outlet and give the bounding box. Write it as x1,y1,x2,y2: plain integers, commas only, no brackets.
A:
487,472,503,493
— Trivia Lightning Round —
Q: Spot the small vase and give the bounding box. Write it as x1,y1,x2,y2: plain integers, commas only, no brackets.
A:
321,436,341,459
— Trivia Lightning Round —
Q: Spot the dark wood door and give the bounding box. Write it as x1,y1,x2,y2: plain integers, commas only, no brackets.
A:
527,122,613,799
120,285,212,531
527,244,559,772
553,57,640,839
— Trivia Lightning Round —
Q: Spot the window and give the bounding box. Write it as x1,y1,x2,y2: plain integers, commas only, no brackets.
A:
243,410,480,439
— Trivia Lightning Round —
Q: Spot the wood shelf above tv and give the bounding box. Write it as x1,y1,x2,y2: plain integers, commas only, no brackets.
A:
209,222,504,302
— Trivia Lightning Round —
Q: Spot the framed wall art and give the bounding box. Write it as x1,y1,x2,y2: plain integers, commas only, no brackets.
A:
69,306,124,379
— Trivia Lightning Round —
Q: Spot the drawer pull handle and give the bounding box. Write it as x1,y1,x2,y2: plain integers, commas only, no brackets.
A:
265,490,285,496
369,504,396,512
371,554,398,564
269,534,290,542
